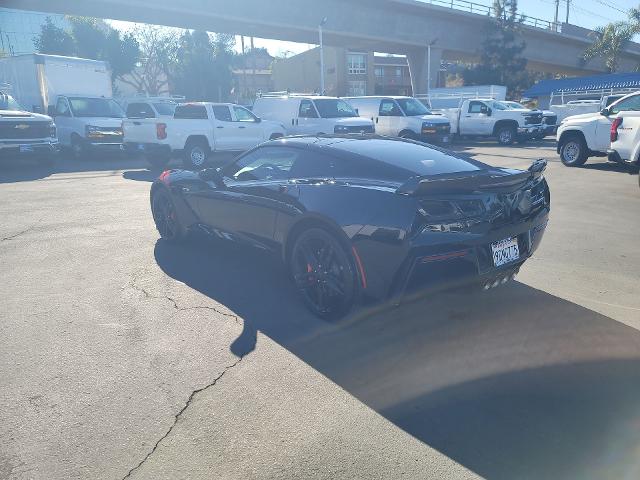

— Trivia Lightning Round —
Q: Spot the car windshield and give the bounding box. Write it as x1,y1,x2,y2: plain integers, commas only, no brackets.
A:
313,99,358,118
153,102,177,116
0,93,23,111
68,97,124,118
488,101,509,110
396,98,432,116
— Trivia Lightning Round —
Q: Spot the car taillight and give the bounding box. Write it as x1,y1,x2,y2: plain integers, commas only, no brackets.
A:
156,123,167,140
611,117,623,142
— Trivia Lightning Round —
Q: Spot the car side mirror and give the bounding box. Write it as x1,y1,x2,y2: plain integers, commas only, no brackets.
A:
255,116,262,123
47,105,57,116
600,108,610,116
199,168,225,187
486,108,492,117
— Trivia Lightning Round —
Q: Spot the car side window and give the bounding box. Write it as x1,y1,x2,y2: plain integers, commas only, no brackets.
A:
56,98,71,117
610,95,640,114
299,100,318,119
126,103,155,119
468,101,487,114
379,99,402,116
289,152,341,179
211,106,233,122
232,106,257,122
229,147,300,182
174,104,208,119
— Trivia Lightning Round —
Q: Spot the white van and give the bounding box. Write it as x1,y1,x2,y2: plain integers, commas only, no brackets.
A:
252,94,374,136
345,96,450,144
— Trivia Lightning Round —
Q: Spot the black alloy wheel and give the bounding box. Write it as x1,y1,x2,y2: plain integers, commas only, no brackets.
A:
151,190,184,242
290,228,357,319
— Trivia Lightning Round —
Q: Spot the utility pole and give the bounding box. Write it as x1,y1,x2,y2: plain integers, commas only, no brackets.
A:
427,38,438,93
554,0,560,31
319,17,327,95
565,0,570,24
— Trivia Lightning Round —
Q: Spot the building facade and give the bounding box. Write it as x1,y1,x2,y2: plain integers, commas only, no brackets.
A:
272,46,413,97
0,8,69,56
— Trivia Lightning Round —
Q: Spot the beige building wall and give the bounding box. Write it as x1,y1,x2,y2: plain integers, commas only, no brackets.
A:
273,47,341,96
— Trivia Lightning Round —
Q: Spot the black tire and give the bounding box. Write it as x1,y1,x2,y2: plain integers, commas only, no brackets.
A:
496,125,516,145
147,156,170,170
559,135,588,166
183,138,209,170
289,227,358,320
70,135,85,160
151,189,186,243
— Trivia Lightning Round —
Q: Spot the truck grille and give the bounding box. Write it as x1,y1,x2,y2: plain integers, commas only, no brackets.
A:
524,114,543,125
0,121,50,139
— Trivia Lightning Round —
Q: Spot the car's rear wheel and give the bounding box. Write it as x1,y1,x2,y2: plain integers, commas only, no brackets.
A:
289,228,357,319
559,135,588,166
183,139,209,170
151,189,185,242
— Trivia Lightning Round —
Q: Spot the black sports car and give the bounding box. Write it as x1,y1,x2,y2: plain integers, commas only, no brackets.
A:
150,136,550,318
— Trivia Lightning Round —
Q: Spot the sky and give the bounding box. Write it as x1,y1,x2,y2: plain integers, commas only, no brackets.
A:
108,0,638,57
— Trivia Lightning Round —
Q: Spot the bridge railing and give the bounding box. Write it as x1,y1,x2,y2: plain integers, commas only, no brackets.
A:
420,0,557,32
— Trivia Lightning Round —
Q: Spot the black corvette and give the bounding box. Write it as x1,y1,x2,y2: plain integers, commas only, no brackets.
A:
150,136,550,318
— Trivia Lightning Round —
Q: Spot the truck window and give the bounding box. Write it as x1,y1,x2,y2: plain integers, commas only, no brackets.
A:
299,100,319,119
379,99,403,116
610,95,640,115
68,97,123,118
212,106,233,122
174,104,208,120
126,103,155,119
396,98,431,116
0,93,22,111
468,101,488,114
314,99,358,118
233,106,258,122
56,98,71,117
152,103,176,116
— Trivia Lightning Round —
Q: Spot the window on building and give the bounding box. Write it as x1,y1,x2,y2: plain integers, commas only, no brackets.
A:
347,80,367,97
347,53,367,75
374,67,384,78
395,67,403,77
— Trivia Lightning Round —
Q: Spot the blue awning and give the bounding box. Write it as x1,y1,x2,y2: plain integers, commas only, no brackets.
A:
523,73,640,97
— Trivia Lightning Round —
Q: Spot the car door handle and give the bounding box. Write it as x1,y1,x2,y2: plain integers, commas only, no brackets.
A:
465,115,472,118
133,121,142,125
216,126,224,129
238,126,246,129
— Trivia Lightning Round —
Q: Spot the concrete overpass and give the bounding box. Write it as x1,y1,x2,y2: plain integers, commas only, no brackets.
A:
8,0,640,94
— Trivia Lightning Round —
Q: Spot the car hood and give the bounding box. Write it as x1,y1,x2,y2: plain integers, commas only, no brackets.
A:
416,115,450,124
72,117,124,127
0,110,52,122
334,117,375,126
562,112,602,124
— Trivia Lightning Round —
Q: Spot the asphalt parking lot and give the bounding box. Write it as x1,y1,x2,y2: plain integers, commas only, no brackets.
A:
1,140,639,480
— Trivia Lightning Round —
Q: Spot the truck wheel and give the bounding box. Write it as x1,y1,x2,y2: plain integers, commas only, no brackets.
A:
559,135,588,166
183,139,209,170
496,125,516,145
70,135,85,160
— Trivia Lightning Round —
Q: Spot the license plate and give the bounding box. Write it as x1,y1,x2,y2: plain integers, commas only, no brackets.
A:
491,237,520,267
19,145,34,153
424,129,436,134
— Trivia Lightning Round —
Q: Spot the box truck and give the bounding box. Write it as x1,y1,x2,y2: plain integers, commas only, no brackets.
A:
0,54,124,157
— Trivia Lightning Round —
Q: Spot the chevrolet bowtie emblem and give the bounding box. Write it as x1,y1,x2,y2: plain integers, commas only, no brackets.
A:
14,124,29,130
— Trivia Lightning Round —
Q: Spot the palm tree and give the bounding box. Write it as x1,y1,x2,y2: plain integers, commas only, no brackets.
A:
582,21,635,73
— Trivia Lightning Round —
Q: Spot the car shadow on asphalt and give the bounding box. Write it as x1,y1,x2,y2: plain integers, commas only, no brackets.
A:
154,235,640,480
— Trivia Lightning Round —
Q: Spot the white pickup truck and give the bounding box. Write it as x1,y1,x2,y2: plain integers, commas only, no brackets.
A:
122,102,286,169
607,111,640,185
0,90,58,164
430,98,543,145
556,91,640,167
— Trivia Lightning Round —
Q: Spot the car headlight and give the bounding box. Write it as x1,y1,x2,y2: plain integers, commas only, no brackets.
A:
86,125,100,136
49,122,57,138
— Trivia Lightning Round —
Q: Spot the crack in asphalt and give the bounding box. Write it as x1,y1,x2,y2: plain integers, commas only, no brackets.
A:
1,227,33,242
121,271,255,479
121,356,246,480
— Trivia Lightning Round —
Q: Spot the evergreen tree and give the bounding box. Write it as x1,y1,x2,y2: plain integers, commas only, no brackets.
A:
33,17,75,56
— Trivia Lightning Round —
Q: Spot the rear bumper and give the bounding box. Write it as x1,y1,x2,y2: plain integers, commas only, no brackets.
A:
123,142,171,158
0,141,59,158
364,208,550,301
607,149,637,165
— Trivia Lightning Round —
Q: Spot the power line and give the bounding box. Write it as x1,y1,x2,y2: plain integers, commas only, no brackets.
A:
594,0,628,15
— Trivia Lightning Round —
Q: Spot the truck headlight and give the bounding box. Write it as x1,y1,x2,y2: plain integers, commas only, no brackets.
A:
86,125,101,137
334,125,349,133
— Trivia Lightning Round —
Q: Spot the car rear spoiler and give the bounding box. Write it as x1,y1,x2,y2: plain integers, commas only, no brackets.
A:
397,159,547,195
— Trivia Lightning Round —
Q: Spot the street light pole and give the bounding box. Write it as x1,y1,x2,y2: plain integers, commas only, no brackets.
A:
427,38,438,93
319,17,328,95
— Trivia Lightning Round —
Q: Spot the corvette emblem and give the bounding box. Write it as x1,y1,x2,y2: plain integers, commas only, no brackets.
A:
14,124,29,130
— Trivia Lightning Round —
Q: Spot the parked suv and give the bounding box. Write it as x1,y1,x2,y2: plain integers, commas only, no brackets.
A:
122,102,286,169
556,91,640,166
345,96,450,144
252,94,375,136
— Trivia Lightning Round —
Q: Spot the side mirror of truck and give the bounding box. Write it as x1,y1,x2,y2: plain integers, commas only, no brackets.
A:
255,116,262,123
47,105,57,116
600,108,610,116
486,108,492,117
